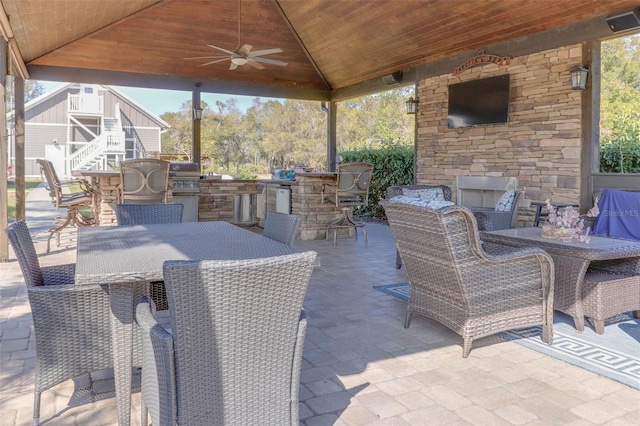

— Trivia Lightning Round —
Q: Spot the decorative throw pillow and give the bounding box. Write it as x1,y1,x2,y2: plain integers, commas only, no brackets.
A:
495,189,516,212
389,195,429,206
418,188,445,202
401,188,424,198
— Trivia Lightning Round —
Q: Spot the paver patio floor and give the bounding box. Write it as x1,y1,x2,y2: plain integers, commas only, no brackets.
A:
1,186,639,425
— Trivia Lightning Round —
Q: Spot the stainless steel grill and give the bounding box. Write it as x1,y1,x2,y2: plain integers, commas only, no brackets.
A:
170,162,200,222
170,162,200,194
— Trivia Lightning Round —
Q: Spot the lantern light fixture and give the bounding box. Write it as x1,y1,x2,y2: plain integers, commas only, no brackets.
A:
570,65,589,90
192,105,203,120
405,97,418,114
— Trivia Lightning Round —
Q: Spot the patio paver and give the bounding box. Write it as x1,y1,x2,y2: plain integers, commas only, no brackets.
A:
1,185,639,425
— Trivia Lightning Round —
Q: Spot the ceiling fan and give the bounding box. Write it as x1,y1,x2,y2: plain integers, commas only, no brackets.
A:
185,0,288,70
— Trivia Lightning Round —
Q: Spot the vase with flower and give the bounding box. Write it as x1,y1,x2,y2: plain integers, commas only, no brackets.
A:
540,199,599,243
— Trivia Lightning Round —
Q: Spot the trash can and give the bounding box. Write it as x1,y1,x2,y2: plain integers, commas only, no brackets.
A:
233,193,255,224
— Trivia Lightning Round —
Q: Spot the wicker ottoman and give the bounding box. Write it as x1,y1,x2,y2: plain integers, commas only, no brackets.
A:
582,271,640,334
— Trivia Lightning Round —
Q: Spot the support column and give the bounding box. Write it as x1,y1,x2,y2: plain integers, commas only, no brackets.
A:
192,83,202,173
14,75,24,221
326,101,337,172
0,41,7,261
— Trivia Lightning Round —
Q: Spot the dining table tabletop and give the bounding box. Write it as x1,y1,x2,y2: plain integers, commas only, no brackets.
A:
75,221,301,426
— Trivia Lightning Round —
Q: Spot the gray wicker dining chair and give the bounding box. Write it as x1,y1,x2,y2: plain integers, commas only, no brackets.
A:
135,251,317,426
6,220,112,425
381,201,555,358
262,210,300,246
115,203,184,225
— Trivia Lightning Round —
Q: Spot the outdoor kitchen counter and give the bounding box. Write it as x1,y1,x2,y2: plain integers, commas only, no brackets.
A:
258,172,344,241
73,171,344,240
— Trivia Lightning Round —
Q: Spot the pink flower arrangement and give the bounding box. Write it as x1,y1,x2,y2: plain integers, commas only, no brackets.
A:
545,199,599,243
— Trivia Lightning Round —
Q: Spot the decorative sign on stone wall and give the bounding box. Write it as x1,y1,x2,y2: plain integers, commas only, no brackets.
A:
452,50,512,76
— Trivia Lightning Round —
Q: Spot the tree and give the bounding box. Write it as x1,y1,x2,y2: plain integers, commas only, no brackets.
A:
6,79,45,111
160,101,194,161
600,35,640,172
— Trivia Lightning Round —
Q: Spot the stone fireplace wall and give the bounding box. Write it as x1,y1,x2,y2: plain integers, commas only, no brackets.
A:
415,44,584,225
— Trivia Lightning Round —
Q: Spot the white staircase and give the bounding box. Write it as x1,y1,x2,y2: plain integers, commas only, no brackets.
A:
67,103,127,172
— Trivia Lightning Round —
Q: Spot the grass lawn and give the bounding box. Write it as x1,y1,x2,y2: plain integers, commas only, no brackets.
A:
7,180,43,220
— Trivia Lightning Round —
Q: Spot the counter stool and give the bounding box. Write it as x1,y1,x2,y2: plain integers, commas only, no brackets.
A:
327,207,367,245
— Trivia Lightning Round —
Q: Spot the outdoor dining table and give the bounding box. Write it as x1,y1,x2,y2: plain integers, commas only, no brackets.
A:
481,227,640,334
75,221,300,426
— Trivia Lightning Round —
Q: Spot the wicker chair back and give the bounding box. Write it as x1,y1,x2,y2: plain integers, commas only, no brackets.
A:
115,203,184,225
263,211,300,246
6,220,44,287
136,251,317,425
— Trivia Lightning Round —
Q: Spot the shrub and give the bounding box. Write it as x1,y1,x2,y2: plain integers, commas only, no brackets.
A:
340,145,414,218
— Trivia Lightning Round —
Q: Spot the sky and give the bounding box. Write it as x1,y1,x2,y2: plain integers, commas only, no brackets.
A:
38,81,277,117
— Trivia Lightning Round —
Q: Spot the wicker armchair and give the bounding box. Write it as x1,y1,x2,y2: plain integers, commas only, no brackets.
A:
385,184,494,268
381,201,554,358
135,251,317,426
6,221,112,425
263,211,300,246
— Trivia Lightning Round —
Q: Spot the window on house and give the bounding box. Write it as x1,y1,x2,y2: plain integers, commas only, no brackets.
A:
84,87,94,94
599,34,640,173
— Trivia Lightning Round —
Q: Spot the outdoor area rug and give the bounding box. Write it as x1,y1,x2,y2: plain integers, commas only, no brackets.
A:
374,282,640,390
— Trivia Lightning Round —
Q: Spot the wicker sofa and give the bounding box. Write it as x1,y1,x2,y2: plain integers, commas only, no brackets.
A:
381,201,554,357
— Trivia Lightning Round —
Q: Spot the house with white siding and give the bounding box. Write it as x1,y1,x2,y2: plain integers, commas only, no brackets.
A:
7,83,170,178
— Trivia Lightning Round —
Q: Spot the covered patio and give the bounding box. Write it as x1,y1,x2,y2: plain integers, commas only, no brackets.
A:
2,1,640,425
1,185,638,425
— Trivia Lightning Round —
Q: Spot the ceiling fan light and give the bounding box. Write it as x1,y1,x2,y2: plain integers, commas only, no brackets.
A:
231,57,248,65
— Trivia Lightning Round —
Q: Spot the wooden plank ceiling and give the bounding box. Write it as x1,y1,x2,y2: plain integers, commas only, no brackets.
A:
2,0,639,98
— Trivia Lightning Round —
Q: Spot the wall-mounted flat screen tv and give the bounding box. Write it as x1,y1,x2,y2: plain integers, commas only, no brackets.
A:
447,74,510,128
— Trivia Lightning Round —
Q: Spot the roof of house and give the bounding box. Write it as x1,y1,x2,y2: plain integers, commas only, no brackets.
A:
8,83,170,129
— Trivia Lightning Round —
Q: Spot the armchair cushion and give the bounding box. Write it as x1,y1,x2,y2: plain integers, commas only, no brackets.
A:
495,189,516,212
389,195,454,209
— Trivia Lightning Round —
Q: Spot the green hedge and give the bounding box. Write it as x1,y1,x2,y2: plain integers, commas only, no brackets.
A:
340,145,414,218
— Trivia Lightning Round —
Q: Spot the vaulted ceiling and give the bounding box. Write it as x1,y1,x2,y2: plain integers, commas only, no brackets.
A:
2,0,639,100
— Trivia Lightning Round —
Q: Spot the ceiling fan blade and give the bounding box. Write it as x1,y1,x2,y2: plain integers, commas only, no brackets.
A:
184,55,228,60
229,62,239,70
200,58,231,66
251,57,288,67
246,59,265,70
248,48,283,57
206,44,236,55
238,44,253,55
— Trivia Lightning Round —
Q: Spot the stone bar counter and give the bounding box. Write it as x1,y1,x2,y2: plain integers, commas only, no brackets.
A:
73,170,347,241
261,172,347,241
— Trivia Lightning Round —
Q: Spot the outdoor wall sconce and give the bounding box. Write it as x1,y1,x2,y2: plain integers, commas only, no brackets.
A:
570,65,589,90
405,97,418,114
192,105,203,120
